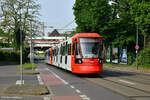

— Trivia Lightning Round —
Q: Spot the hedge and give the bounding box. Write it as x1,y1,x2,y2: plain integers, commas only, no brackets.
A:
0,50,20,62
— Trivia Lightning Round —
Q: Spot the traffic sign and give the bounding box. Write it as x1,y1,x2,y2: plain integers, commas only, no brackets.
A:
135,45,139,50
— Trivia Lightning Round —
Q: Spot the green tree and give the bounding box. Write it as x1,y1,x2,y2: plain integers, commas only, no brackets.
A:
130,0,150,50
110,0,137,50
0,29,5,36
73,0,111,43
0,0,41,49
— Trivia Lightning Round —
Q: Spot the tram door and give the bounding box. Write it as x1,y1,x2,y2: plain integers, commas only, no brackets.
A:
72,40,76,65
72,39,81,64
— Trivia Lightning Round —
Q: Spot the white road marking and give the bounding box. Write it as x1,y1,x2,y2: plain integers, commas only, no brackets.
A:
82,97,90,100
119,79,135,85
43,96,50,100
47,69,69,85
37,75,44,85
76,89,81,93
70,85,75,88
16,80,24,85
1,96,23,99
80,95,90,100
80,95,87,98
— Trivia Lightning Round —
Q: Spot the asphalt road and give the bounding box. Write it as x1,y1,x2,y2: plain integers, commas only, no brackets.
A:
38,63,127,100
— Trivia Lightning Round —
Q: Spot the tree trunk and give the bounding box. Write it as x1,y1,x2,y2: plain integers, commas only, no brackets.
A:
144,35,146,51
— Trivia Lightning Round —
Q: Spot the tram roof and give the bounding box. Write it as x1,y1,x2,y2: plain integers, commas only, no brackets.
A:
73,33,102,38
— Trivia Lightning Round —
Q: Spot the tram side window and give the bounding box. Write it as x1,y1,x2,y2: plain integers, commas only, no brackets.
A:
66,42,68,55
68,44,71,55
54,49,56,56
72,42,75,55
58,47,60,55
61,44,65,56
60,45,63,55
56,47,58,56
48,50,50,57
62,45,65,56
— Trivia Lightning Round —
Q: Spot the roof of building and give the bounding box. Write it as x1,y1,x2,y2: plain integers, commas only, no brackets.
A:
48,29,60,37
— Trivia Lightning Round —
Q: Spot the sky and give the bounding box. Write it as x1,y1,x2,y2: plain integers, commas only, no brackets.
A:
36,0,76,36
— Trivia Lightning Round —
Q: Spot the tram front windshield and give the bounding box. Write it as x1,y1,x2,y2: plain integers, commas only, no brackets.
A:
79,37,100,59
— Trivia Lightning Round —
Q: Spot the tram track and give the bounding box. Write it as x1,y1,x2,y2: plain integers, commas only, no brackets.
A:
117,76,150,86
102,69,150,86
82,70,150,100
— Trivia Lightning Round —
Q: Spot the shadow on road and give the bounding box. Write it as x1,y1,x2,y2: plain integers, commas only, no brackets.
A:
36,60,136,79
100,69,136,78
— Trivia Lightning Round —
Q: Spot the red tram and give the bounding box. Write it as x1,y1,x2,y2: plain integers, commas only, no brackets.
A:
45,33,103,74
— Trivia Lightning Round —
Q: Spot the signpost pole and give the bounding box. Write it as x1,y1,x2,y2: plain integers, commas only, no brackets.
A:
136,24,139,70
19,5,23,85
20,25,23,85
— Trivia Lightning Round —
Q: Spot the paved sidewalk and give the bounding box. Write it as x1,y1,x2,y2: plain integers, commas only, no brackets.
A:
0,65,44,100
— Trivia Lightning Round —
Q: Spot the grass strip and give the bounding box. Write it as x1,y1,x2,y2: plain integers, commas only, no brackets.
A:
3,84,49,96
16,63,37,70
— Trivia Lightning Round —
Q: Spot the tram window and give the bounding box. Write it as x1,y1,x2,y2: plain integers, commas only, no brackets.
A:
53,49,55,56
70,44,71,55
68,44,71,55
61,45,65,56
54,49,56,56
72,42,75,55
64,43,66,55
66,42,68,55
63,46,65,55
62,46,64,55
60,44,63,55
56,47,58,56
76,43,81,58
55,49,56,56
48,50,50,57
68,44,69,55
55,49,56,55
58,47,60,55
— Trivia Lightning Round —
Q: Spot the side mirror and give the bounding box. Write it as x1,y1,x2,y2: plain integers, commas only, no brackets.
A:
99,58,103,64
75,58,83,64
